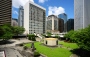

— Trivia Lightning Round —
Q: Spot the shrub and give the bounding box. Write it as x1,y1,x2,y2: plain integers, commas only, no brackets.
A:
34,51,40,57
55,35,59,38
28,34,32,40
28,34,36,41
64,30,77,43
46,32,52,37
41,34,46,37
19,43,23,46
23,46,28,50
32,35,36,41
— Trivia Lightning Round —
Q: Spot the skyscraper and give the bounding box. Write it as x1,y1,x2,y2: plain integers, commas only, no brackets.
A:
58,13,67,32
0,0,12,25
74,0,90,30
58,18,64,33
67,19,74,32
18,6,24,27
47,15,59,33
24,1,46,34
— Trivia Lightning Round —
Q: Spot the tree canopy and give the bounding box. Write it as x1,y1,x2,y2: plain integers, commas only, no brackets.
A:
0,24,25,40
13,26,25,36
0,25,13,40
65,25,90,51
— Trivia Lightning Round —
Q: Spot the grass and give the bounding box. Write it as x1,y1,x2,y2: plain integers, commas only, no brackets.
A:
24,41,79,57
59,41,79,49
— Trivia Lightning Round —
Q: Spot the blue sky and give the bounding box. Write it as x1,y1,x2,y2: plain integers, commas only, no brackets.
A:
12,0,74,19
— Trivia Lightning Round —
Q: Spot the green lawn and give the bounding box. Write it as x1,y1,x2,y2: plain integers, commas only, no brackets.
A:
24,41,78,57
59,41,79,49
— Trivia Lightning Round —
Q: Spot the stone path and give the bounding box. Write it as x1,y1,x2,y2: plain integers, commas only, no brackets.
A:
0,39,33,57
0,47,23,57
0,39,32,48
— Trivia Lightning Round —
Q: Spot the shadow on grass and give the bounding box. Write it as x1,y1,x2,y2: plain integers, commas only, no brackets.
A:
0,40,15,45
70,48,90,57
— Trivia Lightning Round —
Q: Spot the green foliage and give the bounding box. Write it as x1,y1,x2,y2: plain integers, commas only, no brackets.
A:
34,51,40,57
74,26,90,51
55,34,59,38
28,34,36,41
46,32,52,37
23,46,28,50
13,26,25,36
0,24,13,40
64,30,78,42
65,25,90,51
0,24,25,40
41,34,46,37
64,30,74,38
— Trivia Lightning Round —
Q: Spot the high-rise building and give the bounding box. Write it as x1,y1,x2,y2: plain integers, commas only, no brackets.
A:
18,6,24,27
47,15,59,33
67,19,74,32
58,13,67,32
24,1,46,34
74,0,90,30
0,0,12,25
58,18,64,33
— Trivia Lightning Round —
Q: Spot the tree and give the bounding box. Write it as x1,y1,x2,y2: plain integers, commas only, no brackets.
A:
0,24,13,40
74,26,90,51
64,30,77,42
64,30,74,38
65,25,90,51
13,26,25,36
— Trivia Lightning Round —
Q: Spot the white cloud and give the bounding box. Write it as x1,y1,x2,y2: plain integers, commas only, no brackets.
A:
48,6,65,16
13,11,18,15
39,0,48,3
12,0,34,8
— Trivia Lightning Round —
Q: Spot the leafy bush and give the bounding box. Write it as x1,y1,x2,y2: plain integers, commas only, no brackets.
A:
46,32,52,37
19,43,23,46
23,46,28,50
55,35,59,38
28,34,36,41
65,25,90,51
64,30,77,42
0,24,13,40
41,34,46,36
34,51,40,57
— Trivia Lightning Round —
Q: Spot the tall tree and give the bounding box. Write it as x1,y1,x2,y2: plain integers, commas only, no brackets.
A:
0,24,13,40
65,25,90,51
13,26,25,36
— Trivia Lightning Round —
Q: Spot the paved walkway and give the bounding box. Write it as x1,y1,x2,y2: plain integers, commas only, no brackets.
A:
0,39,32,48
0,47,23,57
0,39,33,57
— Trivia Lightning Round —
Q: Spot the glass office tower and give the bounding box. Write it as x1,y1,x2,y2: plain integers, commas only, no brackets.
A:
58,13,67,32
67,19,74,32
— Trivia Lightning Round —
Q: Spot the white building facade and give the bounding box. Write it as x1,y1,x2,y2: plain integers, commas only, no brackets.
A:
74,0,90,30
47,15,59,33
24,1,46,34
